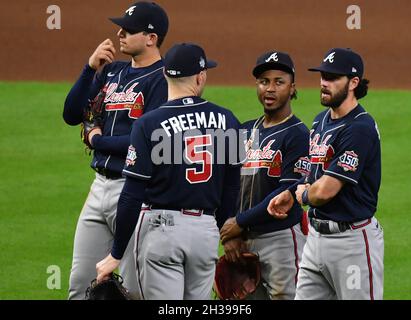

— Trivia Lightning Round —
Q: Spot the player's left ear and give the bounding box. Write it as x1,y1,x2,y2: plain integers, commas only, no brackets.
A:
349,76,360,91
290,82,296,96
146,33,158,47
197,70,207,86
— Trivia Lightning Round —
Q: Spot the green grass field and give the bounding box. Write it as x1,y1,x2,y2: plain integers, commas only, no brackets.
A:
0,82,410,299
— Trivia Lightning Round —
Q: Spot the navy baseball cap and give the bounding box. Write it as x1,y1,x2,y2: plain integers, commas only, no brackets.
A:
109,1,169,37
164,43,217,78
308,48,364,78
252,51,295,78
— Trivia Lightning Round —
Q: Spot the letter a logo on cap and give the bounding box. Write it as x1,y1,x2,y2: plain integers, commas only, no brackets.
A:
324,52,335,63
126,5,136,16
265,53,279,62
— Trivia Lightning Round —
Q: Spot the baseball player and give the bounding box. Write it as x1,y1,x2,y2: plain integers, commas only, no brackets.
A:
220,51,309,300
95,43,243,300
63,1,169,299
268,48,384,300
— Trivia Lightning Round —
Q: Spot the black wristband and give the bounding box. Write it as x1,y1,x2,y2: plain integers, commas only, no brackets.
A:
290,189,298,202
301,189,310,206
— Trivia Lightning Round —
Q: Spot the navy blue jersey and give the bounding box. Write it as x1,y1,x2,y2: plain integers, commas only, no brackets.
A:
123,96,242,211
63,60,168,173
238,115,310,232
308,104,381,222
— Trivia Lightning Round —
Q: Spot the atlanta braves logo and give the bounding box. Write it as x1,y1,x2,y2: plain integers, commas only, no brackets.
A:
265,52,279,62
310,134,335,170
104,83,144,119
246,140,276,160
126,5,136,16
323,52,336,63
243,140,282,177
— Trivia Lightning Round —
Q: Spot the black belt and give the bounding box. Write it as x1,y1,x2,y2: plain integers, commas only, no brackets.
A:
147,204,216,216
309,217,351,234
95,168,123,180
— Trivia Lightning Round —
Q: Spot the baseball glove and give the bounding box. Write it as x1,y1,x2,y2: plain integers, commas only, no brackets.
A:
214,252,261,300
85,273,133,300
80,87,106,151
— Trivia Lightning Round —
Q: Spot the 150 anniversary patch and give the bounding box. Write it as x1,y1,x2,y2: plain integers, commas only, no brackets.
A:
126,145,137,166
337,150,359,172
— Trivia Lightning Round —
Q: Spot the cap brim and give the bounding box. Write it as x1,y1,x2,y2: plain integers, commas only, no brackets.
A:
206,60,217,69
109,17,141,33
308,66,347,75
253,63,294,78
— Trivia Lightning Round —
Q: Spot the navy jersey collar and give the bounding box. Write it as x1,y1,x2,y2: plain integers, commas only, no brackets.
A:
161,96,206,108
326,104,366,124
127,59,164,73
255,114,300,131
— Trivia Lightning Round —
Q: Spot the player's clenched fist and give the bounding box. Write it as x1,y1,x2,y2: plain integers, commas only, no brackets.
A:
223,238,247,263
295,183,310,205
267,190,294,219
96,253,120,284
89,39,116,70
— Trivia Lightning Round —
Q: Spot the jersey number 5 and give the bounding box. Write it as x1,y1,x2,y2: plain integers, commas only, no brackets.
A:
184,135,213,184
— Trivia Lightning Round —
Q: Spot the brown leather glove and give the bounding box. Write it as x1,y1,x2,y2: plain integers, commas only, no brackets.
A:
85,273,133,300
214,252,261,300
80,87,106,150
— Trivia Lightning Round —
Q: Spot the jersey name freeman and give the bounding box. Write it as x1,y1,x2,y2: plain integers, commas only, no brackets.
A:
160,112,226,137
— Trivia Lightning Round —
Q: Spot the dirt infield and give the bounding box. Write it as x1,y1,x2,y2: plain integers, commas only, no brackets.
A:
1,0,410,88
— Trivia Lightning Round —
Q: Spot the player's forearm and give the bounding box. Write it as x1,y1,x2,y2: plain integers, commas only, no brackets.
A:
217,166,241,229
236,182,291,227
303,187,328,207
111,177,147,259
92,134,130,157
303,175,343,207
63,64,97,125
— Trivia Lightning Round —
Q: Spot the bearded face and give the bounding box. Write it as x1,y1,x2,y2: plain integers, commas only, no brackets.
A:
320,73,350,108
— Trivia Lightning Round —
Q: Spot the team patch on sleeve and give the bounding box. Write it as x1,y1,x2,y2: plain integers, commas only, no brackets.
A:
337,150,359,172
126,145,137,166
294,156,311,176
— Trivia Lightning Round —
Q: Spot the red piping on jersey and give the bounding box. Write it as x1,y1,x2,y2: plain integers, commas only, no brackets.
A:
136,210,147,300
291,227,299,285
182,209,202,216
351,219,372,230
362,229,374,300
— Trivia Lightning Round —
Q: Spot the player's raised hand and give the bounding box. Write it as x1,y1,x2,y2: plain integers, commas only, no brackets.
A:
89,39,117,70
96,253,120,283
267,190,294,219
220,217,243,244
